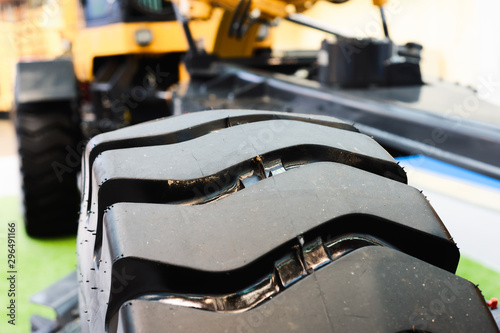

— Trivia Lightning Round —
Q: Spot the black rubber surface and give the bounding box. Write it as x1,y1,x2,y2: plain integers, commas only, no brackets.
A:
115,247,496,333
77,110,498,332
15,59,77,104
16,101,81,237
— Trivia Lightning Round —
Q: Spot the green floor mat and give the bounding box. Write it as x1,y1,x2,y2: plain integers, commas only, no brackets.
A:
456,255,500,300
0,196,76,333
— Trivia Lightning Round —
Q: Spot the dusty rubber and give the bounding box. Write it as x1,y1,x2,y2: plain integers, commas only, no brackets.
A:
77,110,499,332
16,101,81,237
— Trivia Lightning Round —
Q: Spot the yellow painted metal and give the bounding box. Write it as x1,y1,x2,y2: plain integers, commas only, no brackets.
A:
73,21,189,82
214,0,290,18
188,7,224,54
60,0,80,43
178,62,190,83
186,0,213,19
200,0,321,19
372,0,388,7
188,6,273,58
211,11,264,58
199,0,316,58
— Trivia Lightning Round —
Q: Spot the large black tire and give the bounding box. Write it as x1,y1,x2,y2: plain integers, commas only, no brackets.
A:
77,110,498,332
16,101,81,237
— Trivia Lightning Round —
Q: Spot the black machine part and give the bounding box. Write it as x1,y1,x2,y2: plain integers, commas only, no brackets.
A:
177,64,500,181
82,0,177,27
76,110,497,332
87,54,181,133
30,271,79,333
15,59,78,104
318,37,423,87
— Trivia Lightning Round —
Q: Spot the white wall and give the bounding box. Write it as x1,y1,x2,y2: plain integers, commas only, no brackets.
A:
476,0,500,106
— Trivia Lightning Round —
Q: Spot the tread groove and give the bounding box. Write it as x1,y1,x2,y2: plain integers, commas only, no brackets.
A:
92,144,406,258
102,213,459,324
88,114,357,167
83,114,359,212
